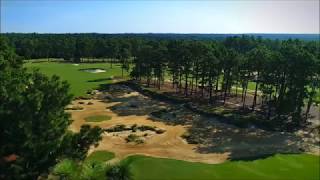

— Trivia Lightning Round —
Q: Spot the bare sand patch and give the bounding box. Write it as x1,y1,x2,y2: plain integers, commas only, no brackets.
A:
69,99,229,164
119,92,140,98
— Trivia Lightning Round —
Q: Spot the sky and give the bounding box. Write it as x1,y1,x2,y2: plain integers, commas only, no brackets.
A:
1,0,319,34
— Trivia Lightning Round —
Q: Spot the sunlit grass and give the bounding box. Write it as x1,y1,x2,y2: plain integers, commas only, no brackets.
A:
84,115,112,122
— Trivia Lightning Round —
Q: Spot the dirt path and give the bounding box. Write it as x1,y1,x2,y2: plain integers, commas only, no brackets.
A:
68,98,229,164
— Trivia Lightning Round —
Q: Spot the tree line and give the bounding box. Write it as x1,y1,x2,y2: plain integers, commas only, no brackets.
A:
2,33,320,128
130,37,319,129
0,33,319,178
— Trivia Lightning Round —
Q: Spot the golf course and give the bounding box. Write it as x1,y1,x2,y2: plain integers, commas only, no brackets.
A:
2,1,320,179
26,61,320,180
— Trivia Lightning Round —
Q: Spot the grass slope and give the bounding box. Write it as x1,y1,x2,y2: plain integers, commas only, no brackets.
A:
126,154,320,180
24,62,127,97
84,115,112,122
85,151,115,164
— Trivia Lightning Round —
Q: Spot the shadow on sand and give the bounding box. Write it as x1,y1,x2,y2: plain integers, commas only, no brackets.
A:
97,83,304,161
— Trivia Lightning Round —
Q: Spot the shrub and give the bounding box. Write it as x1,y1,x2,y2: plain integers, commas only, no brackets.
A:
135,139,144,144
80,161,106,180
105,124,128,132
131,124,138,132
137,125,156,131
155,129,166,134
65,106,84,110
60,125,103,160
106,163,132,180
125,134,139,143
53,159,78,178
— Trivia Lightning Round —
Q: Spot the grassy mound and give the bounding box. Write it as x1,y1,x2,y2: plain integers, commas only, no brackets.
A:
84,115,112,122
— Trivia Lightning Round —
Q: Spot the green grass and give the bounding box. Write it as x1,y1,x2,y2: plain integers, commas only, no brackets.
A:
84,115,112,122
53,153,319,180
125,154,320,180
84,151,115,164
53,159,78,177
24,61,128,97
53,151,115,179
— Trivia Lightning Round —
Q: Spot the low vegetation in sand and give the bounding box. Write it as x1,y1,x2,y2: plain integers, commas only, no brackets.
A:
65,106,84,111
105,124,166,134
125,134,144,144
84,115,112,122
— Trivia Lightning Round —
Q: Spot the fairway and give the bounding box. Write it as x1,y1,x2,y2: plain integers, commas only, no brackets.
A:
24,61,128,97
24,61,320,101
53,151,320,180
126,154,320,180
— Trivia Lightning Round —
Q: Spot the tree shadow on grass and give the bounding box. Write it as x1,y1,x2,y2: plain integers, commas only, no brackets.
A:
87,78,112,83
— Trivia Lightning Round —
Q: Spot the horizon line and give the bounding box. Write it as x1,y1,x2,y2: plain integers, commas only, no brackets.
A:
1,32,320,35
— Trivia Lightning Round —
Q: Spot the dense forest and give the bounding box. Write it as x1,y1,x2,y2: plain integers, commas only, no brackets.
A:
0,36,104,179
0,33,319,178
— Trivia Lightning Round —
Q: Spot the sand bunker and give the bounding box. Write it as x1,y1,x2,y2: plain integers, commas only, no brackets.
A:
68,99,228,164
68,84,307,164
80,68,106,73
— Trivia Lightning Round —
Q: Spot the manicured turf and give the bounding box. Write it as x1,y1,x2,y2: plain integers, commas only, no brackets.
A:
125,154,320,180
24,61,128,97
84,115,112,122
84,151,115,164
54,153,319,180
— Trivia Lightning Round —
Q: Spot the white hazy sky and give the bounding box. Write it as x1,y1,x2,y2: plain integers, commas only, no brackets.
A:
1,0,320,33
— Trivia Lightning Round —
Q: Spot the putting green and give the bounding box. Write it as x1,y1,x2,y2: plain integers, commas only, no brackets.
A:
84,115,112,122
85,151,115,164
